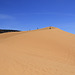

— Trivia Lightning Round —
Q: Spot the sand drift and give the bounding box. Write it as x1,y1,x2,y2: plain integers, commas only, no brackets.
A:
0,27,75,75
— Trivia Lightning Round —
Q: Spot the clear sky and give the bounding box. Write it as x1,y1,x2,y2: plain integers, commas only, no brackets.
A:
0,0,75,34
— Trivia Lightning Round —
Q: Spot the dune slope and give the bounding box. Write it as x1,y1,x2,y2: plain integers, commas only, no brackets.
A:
0,27,75,75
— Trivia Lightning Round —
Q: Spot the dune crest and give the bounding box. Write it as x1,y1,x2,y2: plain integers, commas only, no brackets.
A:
39,26,57,30
0,27,75,75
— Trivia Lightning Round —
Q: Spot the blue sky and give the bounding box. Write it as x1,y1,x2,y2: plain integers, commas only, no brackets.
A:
0,0,75,34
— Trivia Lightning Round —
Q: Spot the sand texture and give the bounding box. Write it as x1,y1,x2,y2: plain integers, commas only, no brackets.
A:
0,27,75,75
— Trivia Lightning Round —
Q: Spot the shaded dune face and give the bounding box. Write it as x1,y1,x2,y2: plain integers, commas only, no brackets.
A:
0,27,75,75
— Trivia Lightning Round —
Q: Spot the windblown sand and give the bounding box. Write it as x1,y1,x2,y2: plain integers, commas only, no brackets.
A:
0,27,75,75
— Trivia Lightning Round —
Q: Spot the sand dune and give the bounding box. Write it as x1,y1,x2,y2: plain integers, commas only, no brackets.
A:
0,27,75,75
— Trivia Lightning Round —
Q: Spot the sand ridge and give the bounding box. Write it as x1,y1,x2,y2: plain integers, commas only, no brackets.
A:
0,27,75,75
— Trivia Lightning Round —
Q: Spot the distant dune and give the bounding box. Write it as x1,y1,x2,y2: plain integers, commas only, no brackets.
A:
0,27,75,75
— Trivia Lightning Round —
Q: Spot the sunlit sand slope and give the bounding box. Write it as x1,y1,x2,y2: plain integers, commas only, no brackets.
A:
0,27,75,75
